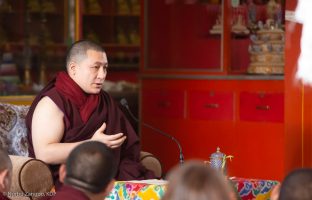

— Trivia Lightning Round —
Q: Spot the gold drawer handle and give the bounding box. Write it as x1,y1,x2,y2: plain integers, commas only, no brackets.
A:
256,105,270,110
204,103,219,109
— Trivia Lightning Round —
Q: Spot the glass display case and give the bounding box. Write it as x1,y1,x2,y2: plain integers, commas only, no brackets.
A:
0,0,67,95
0,0,141,95
144,0,222,71
144,0,285,75
229,0,285,74
81,0,141,70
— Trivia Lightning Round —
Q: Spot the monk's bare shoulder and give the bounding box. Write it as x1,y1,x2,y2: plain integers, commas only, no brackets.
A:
32,96,65,144
33,96,64,119
31,96,66,163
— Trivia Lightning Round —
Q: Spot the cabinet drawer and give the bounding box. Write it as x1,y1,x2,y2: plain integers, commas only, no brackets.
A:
189,91,234,120
142,89,185,118
240,92,284,122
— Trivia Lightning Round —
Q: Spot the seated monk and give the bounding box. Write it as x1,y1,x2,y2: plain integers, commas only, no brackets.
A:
26,40,155,189
42,141,116,200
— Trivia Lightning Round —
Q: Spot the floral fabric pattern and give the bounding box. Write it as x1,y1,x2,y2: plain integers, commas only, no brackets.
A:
105,178,279,200
0,103,29,156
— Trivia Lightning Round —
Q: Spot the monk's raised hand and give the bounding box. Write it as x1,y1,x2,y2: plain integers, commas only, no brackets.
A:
105,133,127,148
91,122,127,148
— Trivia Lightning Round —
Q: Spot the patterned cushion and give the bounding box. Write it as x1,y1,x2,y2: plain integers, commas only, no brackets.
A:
0,103,29,156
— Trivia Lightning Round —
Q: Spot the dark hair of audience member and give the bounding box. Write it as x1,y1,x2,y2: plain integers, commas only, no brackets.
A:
279,168,312,200
162,160,233,200
64,141,117,194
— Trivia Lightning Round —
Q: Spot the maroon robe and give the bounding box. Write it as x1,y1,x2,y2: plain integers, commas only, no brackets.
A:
26,76,155,188
0,193,10,200
40,185,89,200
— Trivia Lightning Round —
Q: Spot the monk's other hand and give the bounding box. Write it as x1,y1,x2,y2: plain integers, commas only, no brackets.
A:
91,122,127,148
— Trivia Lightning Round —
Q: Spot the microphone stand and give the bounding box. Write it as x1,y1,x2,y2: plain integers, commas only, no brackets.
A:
120,98,184,165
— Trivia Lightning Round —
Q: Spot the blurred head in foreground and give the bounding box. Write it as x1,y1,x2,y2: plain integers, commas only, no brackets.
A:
59,141,117,199
162,160,233,200
279,168,312,200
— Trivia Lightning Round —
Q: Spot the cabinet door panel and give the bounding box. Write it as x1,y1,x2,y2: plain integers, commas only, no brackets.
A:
145,1,221,70
189,91,234,120
142,90,185,119
240,92,284,122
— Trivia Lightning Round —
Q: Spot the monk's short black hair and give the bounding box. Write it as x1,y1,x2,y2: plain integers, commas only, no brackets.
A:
64,141,117,193
66,40,105,70
279,168,312,200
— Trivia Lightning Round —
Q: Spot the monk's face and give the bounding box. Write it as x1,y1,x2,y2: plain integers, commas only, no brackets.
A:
73,49,108,94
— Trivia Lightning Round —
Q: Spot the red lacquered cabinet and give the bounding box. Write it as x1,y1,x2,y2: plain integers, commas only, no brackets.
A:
141,89,185,119
189,90,234,121
140,0,309,181
141,78,284,179
240,92,284,123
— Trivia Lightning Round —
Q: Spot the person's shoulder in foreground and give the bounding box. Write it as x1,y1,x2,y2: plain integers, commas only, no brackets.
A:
0,148,12,200
162,160,235,200
43,141,116,200
278,168,312,200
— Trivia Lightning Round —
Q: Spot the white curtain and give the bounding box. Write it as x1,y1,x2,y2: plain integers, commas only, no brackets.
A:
295,0,312,85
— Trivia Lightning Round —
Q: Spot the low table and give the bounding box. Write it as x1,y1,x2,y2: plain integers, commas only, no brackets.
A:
106,177,279,200
231,177,279,200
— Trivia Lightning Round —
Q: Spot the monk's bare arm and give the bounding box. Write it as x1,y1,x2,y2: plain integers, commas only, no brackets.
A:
31,97,82,164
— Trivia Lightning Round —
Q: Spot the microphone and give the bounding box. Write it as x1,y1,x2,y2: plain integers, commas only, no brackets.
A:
120,98,184,165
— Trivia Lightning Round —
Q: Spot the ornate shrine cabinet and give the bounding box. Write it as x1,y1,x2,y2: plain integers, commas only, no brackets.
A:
138,0,303,181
